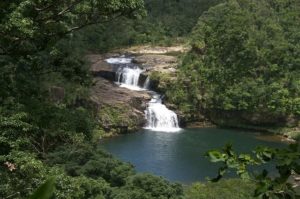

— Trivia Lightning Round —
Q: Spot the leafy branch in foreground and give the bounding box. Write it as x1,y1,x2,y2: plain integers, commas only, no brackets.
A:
206,143,300,199
29,178,55,199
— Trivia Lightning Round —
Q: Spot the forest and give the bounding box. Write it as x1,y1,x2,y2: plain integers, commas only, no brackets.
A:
167,0,300,138
0,0,299,199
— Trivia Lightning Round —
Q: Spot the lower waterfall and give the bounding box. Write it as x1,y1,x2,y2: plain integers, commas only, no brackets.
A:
145,94,180,132
106,56,181,132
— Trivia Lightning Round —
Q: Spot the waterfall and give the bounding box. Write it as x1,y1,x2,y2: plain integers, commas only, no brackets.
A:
145,94,180,132
116,66,144,90
105,56,132,64
143,76,150,89
106,56,181,132
105,56,144,90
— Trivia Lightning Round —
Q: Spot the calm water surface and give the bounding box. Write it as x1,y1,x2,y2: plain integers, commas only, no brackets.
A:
100,128,285,183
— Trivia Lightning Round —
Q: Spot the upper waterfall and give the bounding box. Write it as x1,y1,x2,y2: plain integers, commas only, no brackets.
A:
116,66,144,91
105,56,145,91
105,57,132,64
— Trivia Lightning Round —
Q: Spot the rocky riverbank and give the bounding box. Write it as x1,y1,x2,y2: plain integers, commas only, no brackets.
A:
86,45,191,136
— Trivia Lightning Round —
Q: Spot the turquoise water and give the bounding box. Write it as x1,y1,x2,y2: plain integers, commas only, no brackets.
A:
100,128,285,183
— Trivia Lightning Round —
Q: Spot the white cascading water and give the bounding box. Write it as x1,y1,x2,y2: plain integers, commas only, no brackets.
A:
105,56,144,91
145,94,180,132
106,56,181,132
143,76,150,89
105,56,132,64
116,67,144,91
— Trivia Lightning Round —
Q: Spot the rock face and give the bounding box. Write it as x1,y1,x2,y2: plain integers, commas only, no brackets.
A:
90,77,151,108
87,54,119,81
118,45,187,75
124,45,189,55
87,54,152,135
133,54,178,74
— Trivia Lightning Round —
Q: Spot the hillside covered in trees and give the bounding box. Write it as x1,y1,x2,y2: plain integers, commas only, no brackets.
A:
72,0,222,51
1,0,299,198
166,0,300,139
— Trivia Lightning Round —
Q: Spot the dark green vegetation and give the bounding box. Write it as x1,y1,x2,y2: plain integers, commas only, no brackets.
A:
74,0,222,52
0,1,182,198
167,0,300,139
207,144,300,198
98,104,142,135
185,179,255,199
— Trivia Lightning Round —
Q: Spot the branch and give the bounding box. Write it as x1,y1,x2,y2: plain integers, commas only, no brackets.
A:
57,0,85,16
0,48,7,56
35,0,84,23
0,31,20,41
34,3,55,12
5,192,20,199
65,11,125,34
29,137,43,155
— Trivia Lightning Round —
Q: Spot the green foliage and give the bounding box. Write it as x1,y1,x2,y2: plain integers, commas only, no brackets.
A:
0,151,46,198
111,174,183,199
98,105,131,127
46,145,135,186
30,178,55,199
0,0,144,56
168,0,300,127
207,144,300,198
97,104,142,135
52,172,109,199
74,0,222,51
184,179,255,199
149,71,175,93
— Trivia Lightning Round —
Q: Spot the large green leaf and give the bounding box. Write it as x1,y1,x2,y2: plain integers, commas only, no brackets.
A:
29,178,55,199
